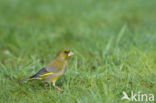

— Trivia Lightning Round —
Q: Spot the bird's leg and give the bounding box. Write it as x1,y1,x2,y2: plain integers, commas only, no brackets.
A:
52,82,61,92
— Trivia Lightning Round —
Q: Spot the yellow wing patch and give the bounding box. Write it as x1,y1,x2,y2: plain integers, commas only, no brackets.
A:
40,72,54,79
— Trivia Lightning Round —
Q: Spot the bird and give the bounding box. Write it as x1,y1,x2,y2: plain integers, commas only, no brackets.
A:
19,50,74,91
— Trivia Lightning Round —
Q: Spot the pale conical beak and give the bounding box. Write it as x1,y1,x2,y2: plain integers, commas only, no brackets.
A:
68,51,74,56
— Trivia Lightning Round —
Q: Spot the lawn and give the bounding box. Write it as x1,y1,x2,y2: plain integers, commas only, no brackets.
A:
0,0,156,103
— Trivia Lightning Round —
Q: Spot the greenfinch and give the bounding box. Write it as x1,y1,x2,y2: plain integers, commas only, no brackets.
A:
20,50,74,91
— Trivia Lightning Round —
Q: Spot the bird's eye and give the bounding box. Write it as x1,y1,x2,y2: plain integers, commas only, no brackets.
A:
64,50,69,54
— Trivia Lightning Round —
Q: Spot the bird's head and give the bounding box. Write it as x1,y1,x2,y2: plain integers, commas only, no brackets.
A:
56,50,74,61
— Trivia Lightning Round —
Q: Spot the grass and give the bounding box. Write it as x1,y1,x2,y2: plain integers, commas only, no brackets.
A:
0,0,156,103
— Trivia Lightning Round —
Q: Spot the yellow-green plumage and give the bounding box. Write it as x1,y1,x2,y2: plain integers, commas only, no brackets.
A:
20,50,74,91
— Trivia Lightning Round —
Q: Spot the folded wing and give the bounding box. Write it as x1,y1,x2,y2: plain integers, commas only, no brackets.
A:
30,67,60,79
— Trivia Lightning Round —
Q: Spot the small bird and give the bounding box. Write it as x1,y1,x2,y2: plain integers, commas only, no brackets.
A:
20,50,74,91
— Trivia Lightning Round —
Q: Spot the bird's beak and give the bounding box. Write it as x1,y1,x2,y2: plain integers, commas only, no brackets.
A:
68,51,74,56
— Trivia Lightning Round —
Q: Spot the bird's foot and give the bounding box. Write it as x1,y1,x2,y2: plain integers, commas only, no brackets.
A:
54,85,64,92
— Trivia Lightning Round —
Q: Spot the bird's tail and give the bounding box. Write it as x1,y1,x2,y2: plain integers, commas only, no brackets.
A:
19,73,40,82
19,78,31,82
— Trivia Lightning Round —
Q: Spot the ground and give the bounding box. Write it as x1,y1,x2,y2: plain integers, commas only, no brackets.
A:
0,0,156,103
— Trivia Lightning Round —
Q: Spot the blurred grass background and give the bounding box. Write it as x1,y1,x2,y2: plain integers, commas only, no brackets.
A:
0,0,156,102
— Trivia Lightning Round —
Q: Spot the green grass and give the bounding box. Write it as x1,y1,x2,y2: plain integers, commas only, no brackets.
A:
0,0,156,103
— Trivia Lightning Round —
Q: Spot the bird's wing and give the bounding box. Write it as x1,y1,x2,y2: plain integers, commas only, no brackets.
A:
29,68,49,79
46,67,60,73
29,67,60,79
